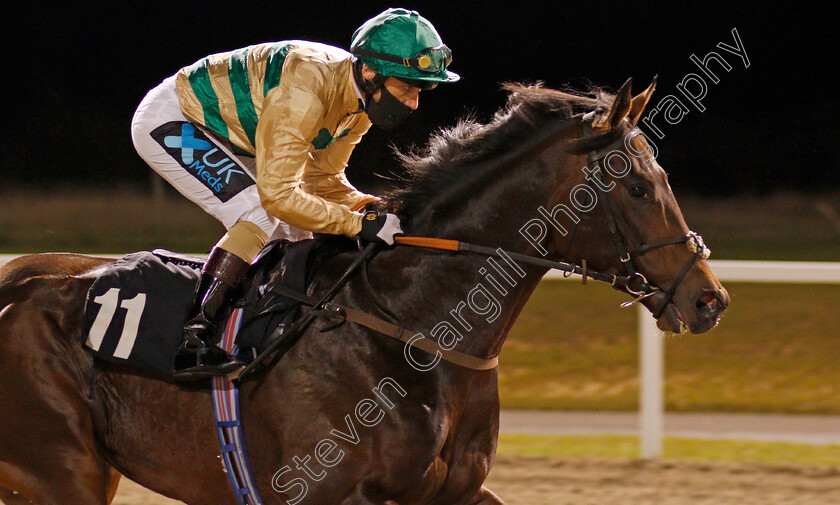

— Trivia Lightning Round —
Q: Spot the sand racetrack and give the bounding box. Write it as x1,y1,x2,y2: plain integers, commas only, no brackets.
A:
106,455,840,505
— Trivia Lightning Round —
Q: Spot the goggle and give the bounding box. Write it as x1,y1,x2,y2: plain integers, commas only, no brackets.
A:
353,45,453,74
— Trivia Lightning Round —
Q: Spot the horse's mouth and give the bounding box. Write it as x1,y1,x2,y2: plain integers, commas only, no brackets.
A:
656,303,687,334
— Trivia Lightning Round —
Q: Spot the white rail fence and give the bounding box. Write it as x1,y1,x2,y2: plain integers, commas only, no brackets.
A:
3,255,839,458
547,260,840,458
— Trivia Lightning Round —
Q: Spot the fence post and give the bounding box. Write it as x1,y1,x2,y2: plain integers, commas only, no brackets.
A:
639,304,664,458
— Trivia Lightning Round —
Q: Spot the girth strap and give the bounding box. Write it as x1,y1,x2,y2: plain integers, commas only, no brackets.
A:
268,285,499,371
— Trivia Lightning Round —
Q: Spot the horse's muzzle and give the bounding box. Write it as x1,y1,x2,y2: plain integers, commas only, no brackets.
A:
643,286,728,334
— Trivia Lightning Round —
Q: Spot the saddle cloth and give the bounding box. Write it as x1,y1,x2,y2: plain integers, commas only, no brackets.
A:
81,239,327,379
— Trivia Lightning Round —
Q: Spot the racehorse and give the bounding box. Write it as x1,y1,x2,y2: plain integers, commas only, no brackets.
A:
0,78,728,505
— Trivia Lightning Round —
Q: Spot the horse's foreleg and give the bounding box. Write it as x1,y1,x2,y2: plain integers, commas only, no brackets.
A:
0,301,112,505
465,486,506,505
105,470,121,504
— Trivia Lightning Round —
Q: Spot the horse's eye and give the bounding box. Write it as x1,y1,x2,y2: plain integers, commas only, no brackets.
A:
630,185,648,198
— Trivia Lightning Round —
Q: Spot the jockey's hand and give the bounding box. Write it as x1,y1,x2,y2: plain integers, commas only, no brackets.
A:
358,212,404,246
363,200,384,213
363,199,400,214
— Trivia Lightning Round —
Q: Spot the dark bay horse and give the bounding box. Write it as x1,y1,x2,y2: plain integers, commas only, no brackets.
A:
0,78,727,505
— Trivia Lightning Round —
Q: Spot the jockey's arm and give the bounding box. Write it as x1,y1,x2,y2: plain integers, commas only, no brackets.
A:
255,80,364,237
303,121,379,212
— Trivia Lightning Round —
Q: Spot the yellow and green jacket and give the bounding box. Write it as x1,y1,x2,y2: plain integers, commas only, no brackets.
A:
175,40,376,237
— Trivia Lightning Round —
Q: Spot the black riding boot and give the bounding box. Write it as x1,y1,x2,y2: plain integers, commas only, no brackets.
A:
173,248,250,380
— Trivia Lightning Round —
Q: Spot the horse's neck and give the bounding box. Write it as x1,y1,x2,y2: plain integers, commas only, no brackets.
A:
408,132,581,250
375,147,582,361
384,252,545,357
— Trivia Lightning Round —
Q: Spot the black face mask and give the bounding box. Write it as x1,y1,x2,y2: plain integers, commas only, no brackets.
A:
366,86,413,129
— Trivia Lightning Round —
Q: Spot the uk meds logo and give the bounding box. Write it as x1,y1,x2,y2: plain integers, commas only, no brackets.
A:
163,123,212,164
150,122,254,203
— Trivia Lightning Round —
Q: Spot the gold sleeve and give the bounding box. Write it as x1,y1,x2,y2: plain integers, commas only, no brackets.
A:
304,117,379,212
255,62,363,236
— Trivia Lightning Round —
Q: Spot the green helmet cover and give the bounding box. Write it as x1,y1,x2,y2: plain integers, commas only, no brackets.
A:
351,8,460,84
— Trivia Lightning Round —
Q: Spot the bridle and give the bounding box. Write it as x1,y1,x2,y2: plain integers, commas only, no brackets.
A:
576,113,710,317
393,113,711,320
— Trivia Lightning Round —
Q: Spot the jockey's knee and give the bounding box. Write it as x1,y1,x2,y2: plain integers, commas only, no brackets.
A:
216,221,269,264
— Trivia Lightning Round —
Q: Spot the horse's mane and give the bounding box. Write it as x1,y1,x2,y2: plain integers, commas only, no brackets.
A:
388,83,617,220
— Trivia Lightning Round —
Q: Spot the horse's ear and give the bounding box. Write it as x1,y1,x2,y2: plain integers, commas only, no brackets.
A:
628,75,658,126
603,78,633,129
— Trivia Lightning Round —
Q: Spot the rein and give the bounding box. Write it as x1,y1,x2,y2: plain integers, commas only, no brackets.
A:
386,114,712,332
395,236,652,293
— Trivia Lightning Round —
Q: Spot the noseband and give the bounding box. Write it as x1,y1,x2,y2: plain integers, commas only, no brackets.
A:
578,113,710,317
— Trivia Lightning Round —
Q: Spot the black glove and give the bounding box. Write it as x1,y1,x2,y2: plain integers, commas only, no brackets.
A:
358,212,404,245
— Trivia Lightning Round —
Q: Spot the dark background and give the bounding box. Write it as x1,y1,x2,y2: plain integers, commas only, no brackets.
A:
3,1,836,196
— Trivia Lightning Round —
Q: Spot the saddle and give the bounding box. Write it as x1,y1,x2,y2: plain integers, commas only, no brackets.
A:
81,236,347,379
235,236,343,352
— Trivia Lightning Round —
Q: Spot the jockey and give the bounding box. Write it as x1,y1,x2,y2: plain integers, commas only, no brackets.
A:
130,8,459,379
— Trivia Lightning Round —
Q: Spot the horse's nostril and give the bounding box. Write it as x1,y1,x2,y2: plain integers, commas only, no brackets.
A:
696,290,721,316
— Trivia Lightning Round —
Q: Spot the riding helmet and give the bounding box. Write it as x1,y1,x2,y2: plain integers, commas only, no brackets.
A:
351,8,460,89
